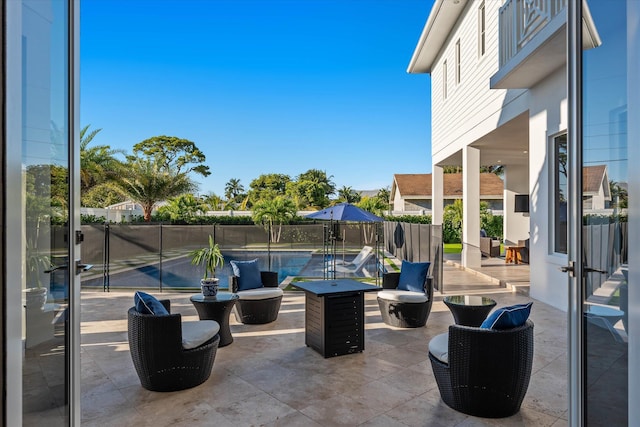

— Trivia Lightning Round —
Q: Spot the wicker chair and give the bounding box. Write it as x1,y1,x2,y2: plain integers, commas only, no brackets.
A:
429,320,534,418
127,300,219,392
231,271,283,324
377,272,434,328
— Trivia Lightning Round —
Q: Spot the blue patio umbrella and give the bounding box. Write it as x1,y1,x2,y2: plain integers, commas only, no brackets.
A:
307,203,383,281
305,202,383,222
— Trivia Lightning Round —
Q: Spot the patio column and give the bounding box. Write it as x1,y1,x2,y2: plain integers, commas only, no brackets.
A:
462,146,482,269
504,164,529,245
432,165,444,225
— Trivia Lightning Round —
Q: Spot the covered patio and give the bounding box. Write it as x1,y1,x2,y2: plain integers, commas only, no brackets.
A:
77,259,568,426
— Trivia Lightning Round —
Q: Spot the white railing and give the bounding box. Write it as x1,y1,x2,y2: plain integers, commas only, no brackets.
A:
499,0,567,67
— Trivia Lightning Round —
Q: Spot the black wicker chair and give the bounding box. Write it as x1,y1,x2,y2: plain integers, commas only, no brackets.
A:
127,299,219,392
429,320,534,418
231,271,283,324
377,272,434,328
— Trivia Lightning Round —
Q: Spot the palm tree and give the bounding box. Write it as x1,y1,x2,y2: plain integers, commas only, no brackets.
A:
157,193,207,222
337,186,361,203
113,158,196,222
224,178,245,202
202,193,225,211
80,125,125,193
252,196,297,243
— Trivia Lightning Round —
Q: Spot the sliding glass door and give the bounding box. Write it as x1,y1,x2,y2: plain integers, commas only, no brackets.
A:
581,1,628,423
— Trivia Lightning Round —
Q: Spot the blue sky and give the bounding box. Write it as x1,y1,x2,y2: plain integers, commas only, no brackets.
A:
80,0,434,196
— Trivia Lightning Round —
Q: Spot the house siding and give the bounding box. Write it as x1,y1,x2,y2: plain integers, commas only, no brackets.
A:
430,0,528,165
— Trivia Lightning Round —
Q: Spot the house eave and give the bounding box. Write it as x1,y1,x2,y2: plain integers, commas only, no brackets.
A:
407,0,468,74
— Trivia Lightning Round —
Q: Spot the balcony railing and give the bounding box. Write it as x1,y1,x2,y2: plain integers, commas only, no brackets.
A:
499,0,567,67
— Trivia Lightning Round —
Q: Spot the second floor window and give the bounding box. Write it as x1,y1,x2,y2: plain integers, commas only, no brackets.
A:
478,2,486,57
443,60,448,99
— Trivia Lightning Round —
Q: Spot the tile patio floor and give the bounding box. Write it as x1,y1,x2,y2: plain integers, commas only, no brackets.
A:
80,260,568,426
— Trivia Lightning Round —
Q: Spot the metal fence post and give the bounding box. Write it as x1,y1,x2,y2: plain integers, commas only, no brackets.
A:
159,223,163,292
103,222,110,292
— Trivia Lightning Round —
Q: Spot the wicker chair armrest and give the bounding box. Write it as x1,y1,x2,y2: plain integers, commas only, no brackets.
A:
159,299,171,313
128,307,184,350
261,271,279,287
424,276,433,297
382,272,401,289
229,276,239,293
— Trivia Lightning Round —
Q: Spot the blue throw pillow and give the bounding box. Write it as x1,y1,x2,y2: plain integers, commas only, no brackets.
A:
230,259,263,291
481,302,533,329
134,291,169,315
397,260,430,293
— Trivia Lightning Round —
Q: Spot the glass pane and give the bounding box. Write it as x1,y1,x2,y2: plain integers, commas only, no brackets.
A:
582,0,628,424
21,0,70,425
554,134,567,254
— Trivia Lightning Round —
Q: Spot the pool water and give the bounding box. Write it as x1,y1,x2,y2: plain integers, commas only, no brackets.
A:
81,251,314,290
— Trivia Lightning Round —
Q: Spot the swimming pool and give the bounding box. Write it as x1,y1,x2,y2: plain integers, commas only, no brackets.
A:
81,251,315,290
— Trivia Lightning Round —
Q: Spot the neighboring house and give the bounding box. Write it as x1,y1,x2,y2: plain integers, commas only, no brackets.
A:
407,0,601,310
390,173,503,213
583,165,610,210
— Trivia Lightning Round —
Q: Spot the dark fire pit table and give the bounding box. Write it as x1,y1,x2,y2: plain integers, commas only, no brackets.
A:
291,279,380,358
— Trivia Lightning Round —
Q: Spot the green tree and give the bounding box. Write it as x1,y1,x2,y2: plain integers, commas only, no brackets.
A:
252,196,297,243
443,200,463,243
286,169,335,209
82,183,126,208
224,178,245,202
157,193,207,222
375,186,391,214
113,158,196,222
202,193,225,210
480,165,504,176
442,166,462,174
248,173,291,206
609,180,628,209
337,186,361,203
441,200,503,243
132,136,210,177
80,125,126,206
480,201,503,239
356,196,387,217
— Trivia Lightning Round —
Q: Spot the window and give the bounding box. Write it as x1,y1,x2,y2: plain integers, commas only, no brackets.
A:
478,2,486,57
553,133,568,254
443,60,448,99
455,39,461,84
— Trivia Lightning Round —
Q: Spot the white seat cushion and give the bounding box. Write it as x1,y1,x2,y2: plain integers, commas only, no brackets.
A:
378,289,428,303
428,332,449,364
236,287,284,301
181,320,220,350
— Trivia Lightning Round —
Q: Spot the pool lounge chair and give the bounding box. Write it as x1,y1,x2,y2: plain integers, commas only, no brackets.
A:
326,246,373,267
331,251,374,275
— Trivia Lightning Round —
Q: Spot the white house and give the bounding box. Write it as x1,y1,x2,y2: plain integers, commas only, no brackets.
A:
407,0,638,423
407,0,601,308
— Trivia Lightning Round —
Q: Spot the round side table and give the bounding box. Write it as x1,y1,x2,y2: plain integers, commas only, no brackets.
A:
443,295,497,327
190,292,239,347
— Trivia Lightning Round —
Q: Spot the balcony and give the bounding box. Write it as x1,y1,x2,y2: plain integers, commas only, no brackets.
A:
490,0,600,89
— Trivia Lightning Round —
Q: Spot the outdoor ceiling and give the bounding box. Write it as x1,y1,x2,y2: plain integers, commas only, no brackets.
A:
436,112,529,167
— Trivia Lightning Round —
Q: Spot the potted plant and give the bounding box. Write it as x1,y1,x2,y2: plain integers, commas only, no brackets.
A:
24,240,52,310
190,235,224,297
